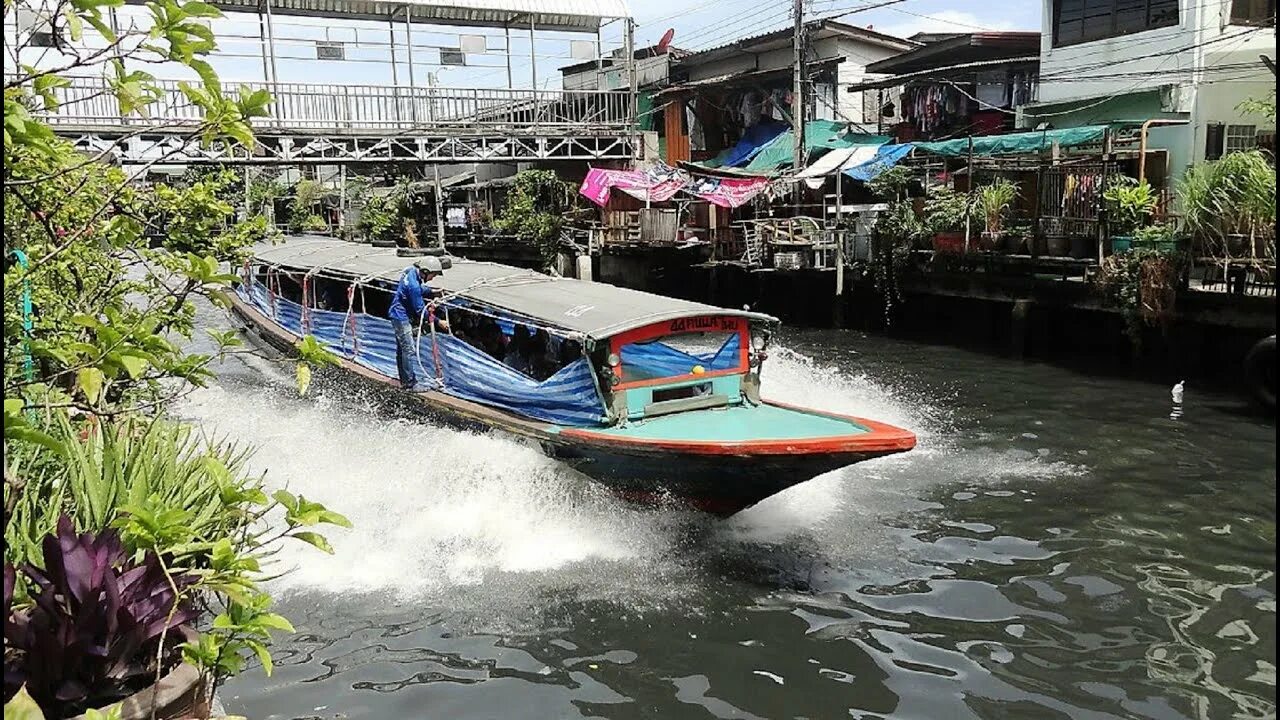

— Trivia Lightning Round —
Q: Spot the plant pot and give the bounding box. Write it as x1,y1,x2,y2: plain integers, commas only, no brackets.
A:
1134,239,1179,254
1225,234,1249,256
1110,236,1134,253
1003,233,1027,254
1044,235,1069,257
932,232,967,254
69,663,207,720
978,231,1002,252
1069,236,1091,259
1250,234,1272,259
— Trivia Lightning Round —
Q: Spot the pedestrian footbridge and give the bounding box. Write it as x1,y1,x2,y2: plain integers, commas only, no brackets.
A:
35,77,635,165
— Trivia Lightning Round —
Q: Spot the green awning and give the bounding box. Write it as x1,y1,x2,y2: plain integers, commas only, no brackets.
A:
914,125,1111,157
743,121,891,173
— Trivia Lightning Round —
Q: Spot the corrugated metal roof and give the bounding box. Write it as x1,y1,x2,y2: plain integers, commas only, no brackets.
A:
677,19,916,67
129,0,630,31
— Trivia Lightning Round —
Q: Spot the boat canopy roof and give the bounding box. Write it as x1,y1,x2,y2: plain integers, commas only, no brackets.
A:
251,237,777,340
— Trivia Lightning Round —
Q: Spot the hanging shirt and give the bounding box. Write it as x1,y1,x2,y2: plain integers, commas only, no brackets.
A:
388,267,434,323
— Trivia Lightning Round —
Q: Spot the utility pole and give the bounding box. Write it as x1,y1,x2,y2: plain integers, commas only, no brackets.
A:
791,0,804,177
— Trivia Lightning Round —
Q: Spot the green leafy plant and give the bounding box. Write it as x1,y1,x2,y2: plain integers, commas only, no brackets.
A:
1102,177,1158,237
864,167,923,326
1236,93,1277,122
1177,150,1276,260
1095,246,1183,349
494,170,576,270
977,179,1018,236
4,0,349,715
923,186,974,235
356,181,410,245
1133,222,1178,245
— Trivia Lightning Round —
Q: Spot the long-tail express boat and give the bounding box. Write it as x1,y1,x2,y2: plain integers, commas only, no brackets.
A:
227,237,916,515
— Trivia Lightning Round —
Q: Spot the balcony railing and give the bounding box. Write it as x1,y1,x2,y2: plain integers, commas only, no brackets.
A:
20,76,634,135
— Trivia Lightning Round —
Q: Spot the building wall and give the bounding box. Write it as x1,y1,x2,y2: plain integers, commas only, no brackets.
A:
1029,0,1275,177
833,37,905,128
561,55,672,91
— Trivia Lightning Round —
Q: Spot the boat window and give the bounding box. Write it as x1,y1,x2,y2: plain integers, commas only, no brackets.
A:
275,270,304,304
311,277,352,312
652,382,713,403
618,331,741,383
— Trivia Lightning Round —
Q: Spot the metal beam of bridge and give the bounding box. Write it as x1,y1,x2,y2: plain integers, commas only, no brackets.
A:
29,77,636,165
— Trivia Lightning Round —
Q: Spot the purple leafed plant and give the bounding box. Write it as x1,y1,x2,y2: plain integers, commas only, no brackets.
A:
3,515,198,717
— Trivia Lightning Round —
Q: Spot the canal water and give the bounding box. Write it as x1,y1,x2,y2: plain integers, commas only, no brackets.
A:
180,325,1275,720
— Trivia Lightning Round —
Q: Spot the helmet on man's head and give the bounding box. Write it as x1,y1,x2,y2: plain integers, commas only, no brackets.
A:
415,256,445,275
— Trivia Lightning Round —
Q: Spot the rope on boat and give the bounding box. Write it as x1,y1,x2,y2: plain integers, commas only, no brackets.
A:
245,259,588,390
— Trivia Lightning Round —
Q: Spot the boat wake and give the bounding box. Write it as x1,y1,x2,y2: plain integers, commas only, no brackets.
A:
178,338,1086,614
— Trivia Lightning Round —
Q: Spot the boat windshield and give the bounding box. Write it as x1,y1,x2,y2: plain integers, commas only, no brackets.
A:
618,331,742,384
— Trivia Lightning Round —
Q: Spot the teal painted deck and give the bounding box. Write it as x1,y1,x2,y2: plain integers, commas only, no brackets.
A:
596,403,870,442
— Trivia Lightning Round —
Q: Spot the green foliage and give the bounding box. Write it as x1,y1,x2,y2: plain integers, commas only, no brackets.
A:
977,179,1018,235
1102,177,1157,236
1236,93,1277,121
1177,150,1276,259
293,335,338,395
866,166,914,201
356,182,409,245
286,179,328,234
1095,247,1183,348
1133,222,1178,245
864,197,924,327
4,415,258,571
4,0,347,713
923,185,974,235
494,170,575,269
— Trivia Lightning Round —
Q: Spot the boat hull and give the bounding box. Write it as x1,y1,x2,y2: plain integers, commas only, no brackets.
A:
551,446,901,515
224,290,914,515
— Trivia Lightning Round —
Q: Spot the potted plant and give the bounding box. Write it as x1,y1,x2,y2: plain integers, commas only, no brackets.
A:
1102,177,1158,253
1178,150,1277,259
924,186,973,254
1132,221,1181,253
977,179,1018,251
1002,221,1032,254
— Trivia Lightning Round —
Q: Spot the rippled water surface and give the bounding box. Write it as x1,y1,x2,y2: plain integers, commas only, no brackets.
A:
182,322,1275,720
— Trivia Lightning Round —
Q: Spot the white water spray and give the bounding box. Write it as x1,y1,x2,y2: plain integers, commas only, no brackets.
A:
179,338,1085,607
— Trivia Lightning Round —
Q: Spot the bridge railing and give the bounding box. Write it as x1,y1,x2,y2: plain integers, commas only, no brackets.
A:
17,76,634,134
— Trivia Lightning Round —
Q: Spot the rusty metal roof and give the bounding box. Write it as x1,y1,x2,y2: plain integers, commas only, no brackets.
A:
136,0,631,32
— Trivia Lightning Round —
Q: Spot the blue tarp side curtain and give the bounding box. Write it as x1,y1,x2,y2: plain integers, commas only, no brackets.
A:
621,334,741,379
239,284,608,427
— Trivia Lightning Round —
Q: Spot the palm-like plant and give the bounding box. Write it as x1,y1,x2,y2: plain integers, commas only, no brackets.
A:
978,180,1018,235
1178,150,1276,259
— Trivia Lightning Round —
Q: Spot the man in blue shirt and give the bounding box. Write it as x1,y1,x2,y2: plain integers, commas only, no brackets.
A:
388,257,449,390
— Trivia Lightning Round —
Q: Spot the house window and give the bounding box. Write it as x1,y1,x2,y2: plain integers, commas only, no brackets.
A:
1225,124,1258,154
1231,0,1276,25
1053,0,1179,47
